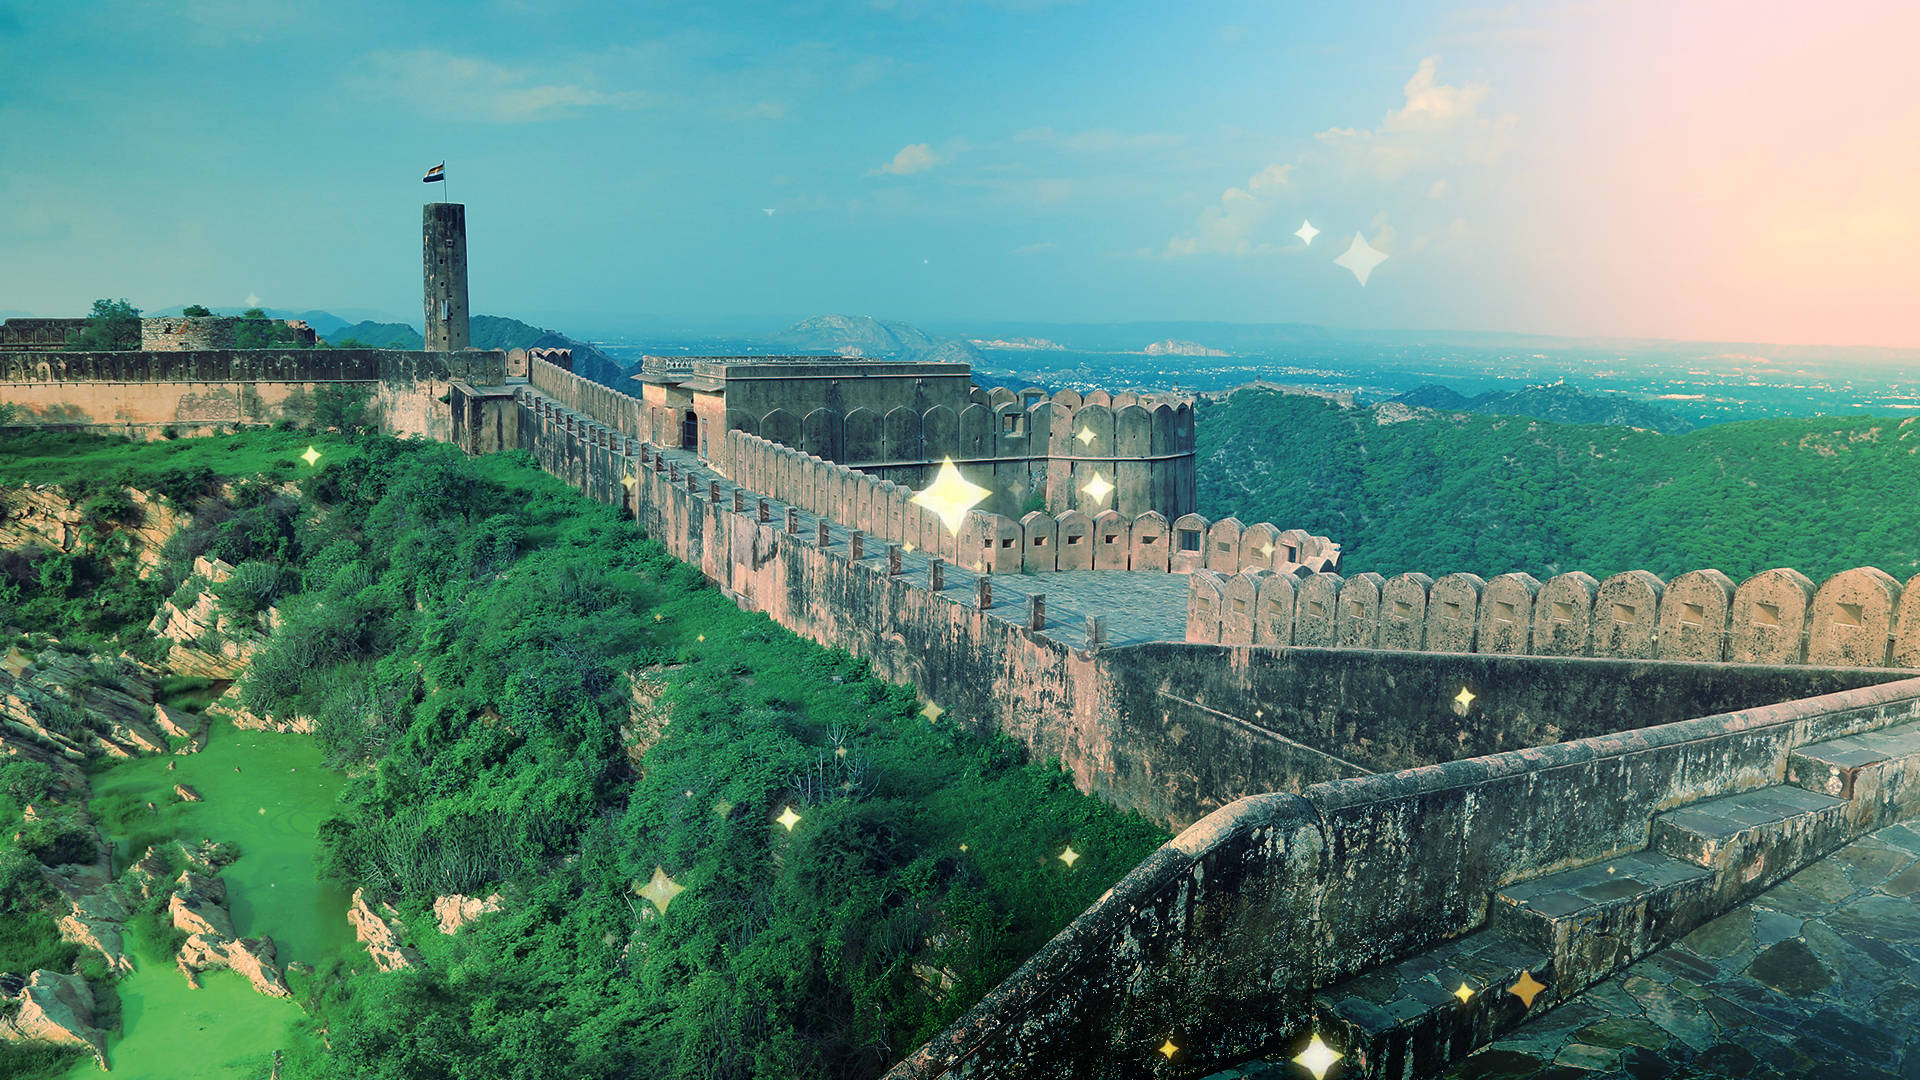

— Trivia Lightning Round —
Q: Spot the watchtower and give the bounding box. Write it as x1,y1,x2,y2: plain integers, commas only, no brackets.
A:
423,203,470,351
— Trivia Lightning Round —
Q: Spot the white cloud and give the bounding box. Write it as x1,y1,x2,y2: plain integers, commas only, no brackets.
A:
1163,164,1292,257
353,50,647,124
1428,178,1449,199
872,143,938,176
1313,56,1514,181
1012,241,1057,255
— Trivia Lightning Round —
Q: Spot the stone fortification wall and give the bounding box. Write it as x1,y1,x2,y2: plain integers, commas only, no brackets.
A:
0,318,88,351
0,348,506,442
140,316,237,351
725,428,1338,576
1187,563,1920,670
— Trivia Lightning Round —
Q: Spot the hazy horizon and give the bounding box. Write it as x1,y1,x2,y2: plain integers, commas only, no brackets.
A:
3,1,1916,349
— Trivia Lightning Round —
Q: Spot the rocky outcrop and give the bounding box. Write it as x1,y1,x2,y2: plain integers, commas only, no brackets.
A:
1144,338,1228,357
125,845,172,900
173,782,203,803
152,703,207,752
0,485,188,578
146,557,271,679
348,889,421,971
168,866,290,997
1,646,164,762
432,892,504,934
0,969,109,1068
205,686,312,735
55,883,135,976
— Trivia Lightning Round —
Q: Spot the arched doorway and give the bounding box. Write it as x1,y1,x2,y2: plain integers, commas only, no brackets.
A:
681,410,698,450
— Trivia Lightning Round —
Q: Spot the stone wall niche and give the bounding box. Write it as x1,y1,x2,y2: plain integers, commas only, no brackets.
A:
1185,569,1226,644
1806,567,1902,667
1378,573,1433,650
1222,570,1265,645
1129,511,1170,572
1020,510,1058,573
1729,568,1816,665
1532,572,1598,657
1205,517,1244,574
1171,513,1209,574
1091,510,1130,570
1658,569,1736,662
1254,573,1297,646
1591,570,1664,659
1239,523,1282,573
1476,572,1542,654
1054,509,1094,572
1331,571,1383,648
1293,573,1343,647
1423,573,1485,653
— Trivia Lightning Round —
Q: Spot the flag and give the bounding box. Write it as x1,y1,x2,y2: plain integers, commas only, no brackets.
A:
422,162,445,183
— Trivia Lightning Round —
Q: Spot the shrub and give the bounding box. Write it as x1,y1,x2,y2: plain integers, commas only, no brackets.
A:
216,560,293,616
0,759,55,805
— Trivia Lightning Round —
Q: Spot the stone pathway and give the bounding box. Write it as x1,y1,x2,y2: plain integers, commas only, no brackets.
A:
653,444,1193,648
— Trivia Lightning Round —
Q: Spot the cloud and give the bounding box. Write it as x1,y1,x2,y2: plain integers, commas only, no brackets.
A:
1428,178,1449,199
353,50,647,124
1014,126,1184,153
1313,56,1514,181
1012,241,1057,255
1163,164,1292,257
871,142,939,176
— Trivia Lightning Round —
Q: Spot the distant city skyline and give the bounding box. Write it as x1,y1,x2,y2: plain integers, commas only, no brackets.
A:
1,0,1914,349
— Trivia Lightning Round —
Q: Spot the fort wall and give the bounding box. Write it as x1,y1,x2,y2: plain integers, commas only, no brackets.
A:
0,348,506,442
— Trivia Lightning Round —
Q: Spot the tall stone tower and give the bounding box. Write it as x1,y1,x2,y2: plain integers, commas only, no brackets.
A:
422,203,470,351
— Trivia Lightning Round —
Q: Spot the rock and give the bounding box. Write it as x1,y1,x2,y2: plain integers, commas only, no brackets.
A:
177,932,291,998
170,873,234,939
1,646,163,761
125,846,171,899
432,892,505,934
0,969,109,1069
173,782,203,803
56,883,135,975
152,703,204,741
348,888,422,971
206,687,311,735
147,559,271,680
173,839,239,876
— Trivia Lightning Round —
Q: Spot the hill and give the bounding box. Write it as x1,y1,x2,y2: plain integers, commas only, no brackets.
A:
771,314,987,364
1389,382,1695,433
1196,388,1920,583
327,321,422,348
321,315,627,387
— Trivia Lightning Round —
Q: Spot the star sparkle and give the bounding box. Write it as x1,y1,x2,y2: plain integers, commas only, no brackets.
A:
1453,981,1475,1003
622,474,637,490
1334,232,1388,286
1454,686,1476,710
300,446,321,466
912,458,992,535
1059,845,1081,868
1295,219,1320,245
1509,970,1546,1008
776,805,802,831
1292,1033,1342,1080
1075,426,1095,446
1159,1038,1179,1060
920,701,946,724
638,866,684,915
1081,472,1114,505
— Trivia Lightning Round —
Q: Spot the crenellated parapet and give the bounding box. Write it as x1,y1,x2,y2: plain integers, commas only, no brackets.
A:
724,427,1332,576
1187,562,1920,669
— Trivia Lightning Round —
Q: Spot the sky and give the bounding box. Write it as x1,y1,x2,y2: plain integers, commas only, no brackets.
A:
0,0,1915,347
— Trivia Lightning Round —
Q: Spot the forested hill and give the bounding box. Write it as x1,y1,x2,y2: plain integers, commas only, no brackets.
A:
1197,388,1920,583
1388,383,1696,434
326,315,628,386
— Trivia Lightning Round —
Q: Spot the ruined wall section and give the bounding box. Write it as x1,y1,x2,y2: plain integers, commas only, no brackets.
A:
1186,563,1920,672
0,348,506,442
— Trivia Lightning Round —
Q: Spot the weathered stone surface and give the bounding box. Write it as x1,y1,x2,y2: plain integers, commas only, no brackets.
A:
349,888,422,972
433,892,505,934
0,646,164,760
1591,570,1663,659
1730,568,1816,665
1221,570,1264,646
170,872,235,939
1532,572,1597,657
1334,572,1385,648
1378,573,1432,651
205,686,312,735
173,782,203,803
1476,572,1541,654
1253,572,1295,646
1894,572,1920,669
1806,567,1901,668
57,882,134,975
177,932,292,998
1657,569,1735,662
1186,570,1226,644
0,969,108,1068
1292,573,1342,646
1425,573,1485,653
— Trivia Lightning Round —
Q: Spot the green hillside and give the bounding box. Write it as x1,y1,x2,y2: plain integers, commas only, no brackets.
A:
327,321,423,349
1197,388,1920,583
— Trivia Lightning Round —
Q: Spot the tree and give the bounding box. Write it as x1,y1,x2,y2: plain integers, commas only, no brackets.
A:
181,304,213,317
66,298,141,351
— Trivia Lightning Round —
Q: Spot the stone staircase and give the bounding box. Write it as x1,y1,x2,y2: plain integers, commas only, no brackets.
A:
1234,716,1920,1080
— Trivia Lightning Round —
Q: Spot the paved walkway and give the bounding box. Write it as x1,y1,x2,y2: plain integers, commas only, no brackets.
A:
651,444,1193,648
1216,820,1920,1080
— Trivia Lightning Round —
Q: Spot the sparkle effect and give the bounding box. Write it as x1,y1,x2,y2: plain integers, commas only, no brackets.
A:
638,866,684,915
912,457,993,535
1075,426,1096,446
1293,1033,1343,1080
622,473,637,490
1454,686,1476,711
1334,232,1389,286
1509,970,1547,1008
1081,472,1114,505
1295,219,1320,245
1453,981,1475,1003
776,806,802,832
920,701,946,725
300,446,321,466
1159,1038,1179,1060
1059,845,1081,868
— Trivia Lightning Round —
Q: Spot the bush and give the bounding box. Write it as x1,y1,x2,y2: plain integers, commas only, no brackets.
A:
216,559,293,616
0,759,55,805
0,849,53,915
18,811,99,868
80,487,142,528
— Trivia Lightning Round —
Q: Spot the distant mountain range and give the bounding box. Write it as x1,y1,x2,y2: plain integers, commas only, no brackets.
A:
768,314,987,365
1388,383,1694,434
315,314,627,387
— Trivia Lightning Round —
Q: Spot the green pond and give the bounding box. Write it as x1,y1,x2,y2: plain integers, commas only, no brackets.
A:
67,719,350,1080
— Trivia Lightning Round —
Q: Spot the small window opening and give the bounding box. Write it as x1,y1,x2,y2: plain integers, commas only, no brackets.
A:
1033,536,1048,548
1753,601,1782,627
1000,538,1015,549
1178,530,1202,552
1103,533,1119,544
1551,601,1575,622
1493,600,1517,624
1067,534,1081,545
1392,600,1414,619
1836,602,1865,627
1680,602,1706,628
1441,601,1462,622
1612,603,1638,624
1233,599,1248,614
1347,601,1366,620
1306,600,1327,618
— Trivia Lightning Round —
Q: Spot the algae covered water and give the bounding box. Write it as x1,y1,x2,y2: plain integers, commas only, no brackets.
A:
70,719,351,1079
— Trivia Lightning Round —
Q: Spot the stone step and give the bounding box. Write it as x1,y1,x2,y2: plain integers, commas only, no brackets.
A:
1788,720,1920,830
1488,849,1712,984
1308,928,1554,1080
1649,784,1850,872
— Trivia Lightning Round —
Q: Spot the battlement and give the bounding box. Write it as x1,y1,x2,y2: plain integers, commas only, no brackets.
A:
1187,563,1920,670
